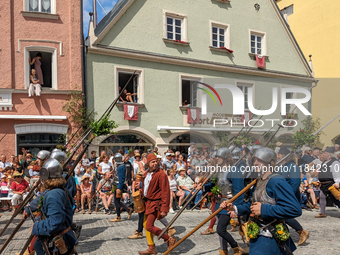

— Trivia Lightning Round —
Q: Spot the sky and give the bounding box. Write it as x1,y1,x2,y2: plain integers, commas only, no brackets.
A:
83,0,118,38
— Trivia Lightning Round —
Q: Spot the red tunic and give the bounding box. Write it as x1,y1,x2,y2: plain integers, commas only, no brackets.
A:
142,168,170,215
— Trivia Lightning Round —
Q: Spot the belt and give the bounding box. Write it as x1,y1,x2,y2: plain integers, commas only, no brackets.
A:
53,226,71,237
320,181,333,184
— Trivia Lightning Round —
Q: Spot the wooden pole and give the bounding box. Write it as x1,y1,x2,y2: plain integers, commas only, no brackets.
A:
157,171,213,239
163,179,258,255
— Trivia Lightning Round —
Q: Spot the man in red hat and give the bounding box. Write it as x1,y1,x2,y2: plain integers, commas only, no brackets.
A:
138,153,175,255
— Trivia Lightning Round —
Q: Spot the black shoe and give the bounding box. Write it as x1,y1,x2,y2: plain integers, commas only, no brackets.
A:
73,225,82,240
194,207,201,210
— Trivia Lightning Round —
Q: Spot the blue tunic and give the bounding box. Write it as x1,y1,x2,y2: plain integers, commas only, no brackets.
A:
32,188,77,254
117,164,126,190
277,161,301,202
215,167,245,215
237,174,302,255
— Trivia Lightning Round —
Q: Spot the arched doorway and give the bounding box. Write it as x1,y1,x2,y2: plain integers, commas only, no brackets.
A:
169,133,211,154
276,134,295,146
99,133,153,154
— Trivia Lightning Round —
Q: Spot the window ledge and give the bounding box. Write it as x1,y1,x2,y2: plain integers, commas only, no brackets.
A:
117,102,145,108
248,53,269,59
213,0,231,3
163,38,190,46
210,46,233,53
180,106,201,111
21,11,59,20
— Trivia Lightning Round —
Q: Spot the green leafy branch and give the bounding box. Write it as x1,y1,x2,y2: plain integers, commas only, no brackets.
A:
90,115,118,137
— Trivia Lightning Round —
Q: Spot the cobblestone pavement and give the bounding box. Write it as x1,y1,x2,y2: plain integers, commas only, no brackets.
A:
1,207,340,255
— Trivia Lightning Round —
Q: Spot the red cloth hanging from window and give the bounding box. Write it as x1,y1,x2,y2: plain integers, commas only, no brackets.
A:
256,55,266,69
187,108,200,124
241,111,252,126
124,104,138,121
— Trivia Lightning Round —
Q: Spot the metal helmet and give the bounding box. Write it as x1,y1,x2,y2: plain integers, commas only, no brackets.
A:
253,147,277,164
50,151,67,164
36,150,51,161
232,147,242,160
114,153,123,165
250,145,263,154
40,158,63,181
52,148,62,153
216,148,231,159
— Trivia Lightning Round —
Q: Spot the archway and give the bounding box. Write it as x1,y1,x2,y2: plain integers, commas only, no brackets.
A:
99,133,154,155
169,133,212,154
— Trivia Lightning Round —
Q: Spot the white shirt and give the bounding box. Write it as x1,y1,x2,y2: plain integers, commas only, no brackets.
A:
99,162,112,174
326,159,340,183
0,161,12,178
109,156,115,166
143,172,154,197
133,160,144,176
74,164,84,184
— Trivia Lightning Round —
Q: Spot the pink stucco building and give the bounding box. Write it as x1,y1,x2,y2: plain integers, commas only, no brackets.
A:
0,0,83,156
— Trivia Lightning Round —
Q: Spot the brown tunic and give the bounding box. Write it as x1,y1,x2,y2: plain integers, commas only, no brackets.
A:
141,168,170,215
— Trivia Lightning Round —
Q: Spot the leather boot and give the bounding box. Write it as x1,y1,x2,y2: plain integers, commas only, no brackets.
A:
297,229,309,245
168,226,176,236
128,230,143,239
200,228,214,235
232,245,244,255
128,208,133,220
219,249,228,255
138,245,156,255
110,216,121,222
166,236,176,250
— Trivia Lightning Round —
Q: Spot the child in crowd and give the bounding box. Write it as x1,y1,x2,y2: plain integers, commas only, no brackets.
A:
1,176,9,209
80,175,93,214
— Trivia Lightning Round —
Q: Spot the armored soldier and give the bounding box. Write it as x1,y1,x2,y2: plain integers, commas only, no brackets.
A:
31,158,77,255
222,147,302,255
214,147,244,255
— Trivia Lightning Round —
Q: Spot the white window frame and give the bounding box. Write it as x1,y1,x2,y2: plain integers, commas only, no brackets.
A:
236,81,255,111
210,21,230,49
281,85,298,114
163,10,188,42
24,0,57,14
24,46,58,90
179,74,203,108
114,66,144,105
249,29,267,56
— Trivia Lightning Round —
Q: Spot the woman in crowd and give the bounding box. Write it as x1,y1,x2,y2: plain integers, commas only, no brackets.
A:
74,161,84,212
133,153,145,176
173,154,187,172
10,171,29,214
142,153,148,165
167,169,185,213
98,155,113,176
97,172,115,214
80,175,92,214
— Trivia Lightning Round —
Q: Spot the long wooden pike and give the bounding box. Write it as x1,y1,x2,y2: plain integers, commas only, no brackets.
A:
263,124,284,147
157,171,213,239
164,179,258,255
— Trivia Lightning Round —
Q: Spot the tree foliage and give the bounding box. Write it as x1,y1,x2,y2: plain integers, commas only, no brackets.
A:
292,117,323,149
213,131,231,148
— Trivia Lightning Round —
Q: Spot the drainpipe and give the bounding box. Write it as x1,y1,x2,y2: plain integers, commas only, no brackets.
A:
93,0,97,29
80,0,86,108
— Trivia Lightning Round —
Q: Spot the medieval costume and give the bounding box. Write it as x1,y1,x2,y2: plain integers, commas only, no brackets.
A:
226,147,302,255
138,153,175,255
316,147,340,218
31,158,77,255
277,146,309,245
214,148,244,255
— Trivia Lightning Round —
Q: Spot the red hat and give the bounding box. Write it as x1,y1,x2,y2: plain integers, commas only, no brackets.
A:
203,147,207,150
146,153,157,164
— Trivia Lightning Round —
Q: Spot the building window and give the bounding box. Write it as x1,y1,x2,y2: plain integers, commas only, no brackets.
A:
163,10,188,42
210,21,230,49
181,79,198,107
25,0,56,14
115,67,144,104
25,46,58,90
167,17,182,41
250,30,266,55
237,83,253,110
